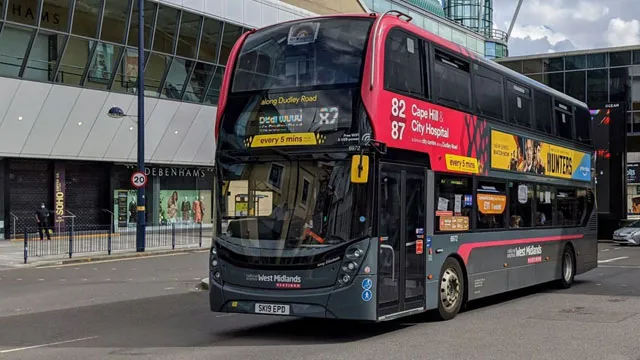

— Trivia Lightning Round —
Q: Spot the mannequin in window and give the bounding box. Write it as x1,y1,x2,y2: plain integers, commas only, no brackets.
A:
182,196,191,221
199,195,206,222
193,198,202,223
167,191,178,222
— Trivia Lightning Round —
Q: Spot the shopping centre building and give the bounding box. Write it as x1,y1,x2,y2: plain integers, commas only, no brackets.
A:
0,0,314,238
496,46,640,230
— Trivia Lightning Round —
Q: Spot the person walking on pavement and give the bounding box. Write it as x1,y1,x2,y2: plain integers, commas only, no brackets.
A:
35,203,51,240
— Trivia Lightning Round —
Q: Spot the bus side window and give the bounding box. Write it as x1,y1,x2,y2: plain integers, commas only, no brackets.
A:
534,90,553,134
432,49,471,111
473,64,503,121
555,100,574,141
434,175,472,233
506,80,532,128
508,182,533,228
535,185,555,226
384,29,423,96
574,106,592,145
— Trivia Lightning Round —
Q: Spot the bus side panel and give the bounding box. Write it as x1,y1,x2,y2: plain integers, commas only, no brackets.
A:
426,228,595,304
574,235,598,275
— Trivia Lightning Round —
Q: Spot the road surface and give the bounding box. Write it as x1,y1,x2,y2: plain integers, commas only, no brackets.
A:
1,243,640,359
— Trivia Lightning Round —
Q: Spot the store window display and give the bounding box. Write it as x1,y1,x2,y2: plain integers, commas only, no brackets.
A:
158,190,211,225
113,190,137,228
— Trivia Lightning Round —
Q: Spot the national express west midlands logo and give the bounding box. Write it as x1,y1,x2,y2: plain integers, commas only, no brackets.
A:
246,273,302,288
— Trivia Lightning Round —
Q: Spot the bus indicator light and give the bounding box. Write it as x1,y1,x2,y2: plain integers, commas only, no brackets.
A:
416,240,424,254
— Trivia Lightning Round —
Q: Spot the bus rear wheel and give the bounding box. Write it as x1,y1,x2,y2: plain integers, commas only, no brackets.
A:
557,245,575,289
437,257,465,321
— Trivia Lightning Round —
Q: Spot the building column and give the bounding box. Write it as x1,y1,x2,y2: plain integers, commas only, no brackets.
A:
0,159,4,240
151,174,160,226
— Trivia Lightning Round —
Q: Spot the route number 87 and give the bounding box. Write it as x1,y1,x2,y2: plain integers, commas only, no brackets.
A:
391,121,405,140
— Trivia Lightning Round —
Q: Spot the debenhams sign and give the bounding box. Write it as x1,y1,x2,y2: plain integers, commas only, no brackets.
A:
121,164,210,178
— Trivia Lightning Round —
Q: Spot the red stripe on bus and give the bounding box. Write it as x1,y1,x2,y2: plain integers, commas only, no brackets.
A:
457,234,584,264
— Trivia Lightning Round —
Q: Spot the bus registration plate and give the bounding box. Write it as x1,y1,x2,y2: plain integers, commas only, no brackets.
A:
255,303,290,315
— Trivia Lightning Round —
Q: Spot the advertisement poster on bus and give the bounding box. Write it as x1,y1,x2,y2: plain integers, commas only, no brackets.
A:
490,129,592,182
376,92,490,175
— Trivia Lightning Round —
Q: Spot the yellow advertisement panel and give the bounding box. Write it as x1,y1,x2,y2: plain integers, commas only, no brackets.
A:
246,132,322,148
445,154,479,174
490,130,592,182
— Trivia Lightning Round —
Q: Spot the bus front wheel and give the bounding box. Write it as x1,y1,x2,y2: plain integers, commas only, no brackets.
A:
437,257,465,321
556,245,575,289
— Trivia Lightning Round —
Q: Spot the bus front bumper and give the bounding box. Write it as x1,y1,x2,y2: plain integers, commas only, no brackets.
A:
208,275,378,321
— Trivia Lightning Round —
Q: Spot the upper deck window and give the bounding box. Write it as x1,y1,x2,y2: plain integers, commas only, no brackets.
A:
384,29,423,96
231,18,374,92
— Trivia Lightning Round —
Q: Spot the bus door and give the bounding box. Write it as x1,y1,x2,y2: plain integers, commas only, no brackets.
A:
377,163,427,319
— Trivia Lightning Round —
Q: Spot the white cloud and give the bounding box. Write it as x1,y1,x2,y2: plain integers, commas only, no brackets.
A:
606,18,640,47
492,0,636,56
574,1,610,22
510,24,569,46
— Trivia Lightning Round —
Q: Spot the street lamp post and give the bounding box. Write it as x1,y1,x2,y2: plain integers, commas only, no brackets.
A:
107,0,146,252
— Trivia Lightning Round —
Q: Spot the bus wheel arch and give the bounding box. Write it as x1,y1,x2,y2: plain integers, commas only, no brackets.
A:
557,242,576,289
436,255,467,321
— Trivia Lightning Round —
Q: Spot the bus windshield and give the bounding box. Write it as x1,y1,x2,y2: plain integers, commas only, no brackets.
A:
231,17,374,93
217,154,372,254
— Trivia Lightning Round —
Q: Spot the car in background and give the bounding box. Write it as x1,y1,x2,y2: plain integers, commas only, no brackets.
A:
613,220,640,245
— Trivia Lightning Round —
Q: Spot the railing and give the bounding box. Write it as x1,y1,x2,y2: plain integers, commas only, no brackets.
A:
22,222,209,264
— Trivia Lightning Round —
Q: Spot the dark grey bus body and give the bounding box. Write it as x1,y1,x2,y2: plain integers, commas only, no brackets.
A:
210,167,597,322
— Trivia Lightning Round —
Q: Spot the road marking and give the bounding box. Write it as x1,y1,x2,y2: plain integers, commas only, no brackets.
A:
215,314,236,318
164,287,175,290
16,278,22,281
600,265,640,268
598,256,629,263
602,248,610,252
0,336,98,354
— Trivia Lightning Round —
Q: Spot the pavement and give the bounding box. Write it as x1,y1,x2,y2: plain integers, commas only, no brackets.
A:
1,243,640,359
0,233,212,269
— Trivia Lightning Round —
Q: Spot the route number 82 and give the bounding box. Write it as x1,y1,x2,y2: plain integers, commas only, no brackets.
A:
391,98,406,140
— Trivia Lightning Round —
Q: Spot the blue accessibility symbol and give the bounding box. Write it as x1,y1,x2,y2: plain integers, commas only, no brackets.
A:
362,278,372,290
362,289,372,302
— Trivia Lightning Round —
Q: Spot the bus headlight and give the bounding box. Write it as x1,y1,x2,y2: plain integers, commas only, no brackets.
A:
210,246,222,284
336,244,365,287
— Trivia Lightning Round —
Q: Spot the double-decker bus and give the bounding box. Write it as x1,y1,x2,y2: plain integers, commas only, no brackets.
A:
209,10,597,322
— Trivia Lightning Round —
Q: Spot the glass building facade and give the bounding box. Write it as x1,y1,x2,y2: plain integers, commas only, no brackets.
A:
0,0,253,106
359,0,508,59
497,47,640,133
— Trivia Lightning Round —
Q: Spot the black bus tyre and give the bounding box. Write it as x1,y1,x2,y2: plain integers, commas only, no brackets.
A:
437,257,465,321
557,245,575,289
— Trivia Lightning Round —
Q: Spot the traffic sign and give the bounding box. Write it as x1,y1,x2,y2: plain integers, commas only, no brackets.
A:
131,171,147,188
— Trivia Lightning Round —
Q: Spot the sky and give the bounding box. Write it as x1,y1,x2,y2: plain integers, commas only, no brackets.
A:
490,0,640,56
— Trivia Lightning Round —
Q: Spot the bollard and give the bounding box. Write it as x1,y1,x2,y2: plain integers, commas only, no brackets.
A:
199,223,203,247
171,223,176,250
23,228,28,264
108,222,113,255
68,226,74,258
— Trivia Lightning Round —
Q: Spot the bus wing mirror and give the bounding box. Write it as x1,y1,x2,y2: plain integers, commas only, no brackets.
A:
350,155,369,183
